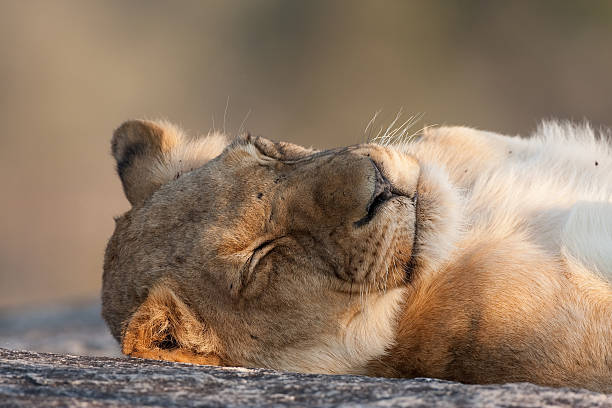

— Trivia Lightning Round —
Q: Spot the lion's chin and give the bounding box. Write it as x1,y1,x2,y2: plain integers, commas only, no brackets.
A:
408,164,465,280
373,162,465,289
403,192,420,283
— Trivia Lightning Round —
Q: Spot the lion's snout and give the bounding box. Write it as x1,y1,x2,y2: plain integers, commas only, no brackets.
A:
304,153,378,226
293,145,419,232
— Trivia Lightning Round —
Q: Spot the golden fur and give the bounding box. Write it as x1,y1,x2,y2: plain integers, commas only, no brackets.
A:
102,119,612,392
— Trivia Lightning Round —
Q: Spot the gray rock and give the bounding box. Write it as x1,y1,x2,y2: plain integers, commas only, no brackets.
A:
1,348,611,408
1,303,611,407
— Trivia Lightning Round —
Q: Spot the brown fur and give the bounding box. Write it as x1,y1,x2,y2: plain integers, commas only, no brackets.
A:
102,120,612,392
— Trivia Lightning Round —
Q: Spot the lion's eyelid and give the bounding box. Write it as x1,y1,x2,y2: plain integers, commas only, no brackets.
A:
248,240,277,270
237,238,279,292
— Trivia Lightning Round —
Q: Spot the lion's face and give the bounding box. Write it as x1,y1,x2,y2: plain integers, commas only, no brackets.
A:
103,120,459,373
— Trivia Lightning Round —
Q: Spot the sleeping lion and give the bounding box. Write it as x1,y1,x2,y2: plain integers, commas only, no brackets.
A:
102,119,612,392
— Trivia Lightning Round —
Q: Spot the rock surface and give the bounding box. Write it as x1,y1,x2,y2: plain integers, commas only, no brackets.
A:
0,348,610,408
0,302,611,407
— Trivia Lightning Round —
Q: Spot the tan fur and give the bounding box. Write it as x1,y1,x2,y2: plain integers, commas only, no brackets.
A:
103,119,612,392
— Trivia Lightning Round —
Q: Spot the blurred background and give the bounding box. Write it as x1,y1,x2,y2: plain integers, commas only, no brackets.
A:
0,0,611,354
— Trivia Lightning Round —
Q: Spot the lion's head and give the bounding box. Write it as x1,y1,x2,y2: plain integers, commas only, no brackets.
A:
102,119,462,374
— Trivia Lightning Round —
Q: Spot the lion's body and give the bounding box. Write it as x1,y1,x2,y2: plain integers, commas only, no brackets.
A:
103,120,612,392
372,123,612,390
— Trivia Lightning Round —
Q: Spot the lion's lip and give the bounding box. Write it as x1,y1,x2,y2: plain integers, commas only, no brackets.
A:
354,160,405,227
365,182,395,218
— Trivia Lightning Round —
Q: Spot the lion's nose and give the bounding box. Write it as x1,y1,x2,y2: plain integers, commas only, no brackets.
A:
302,152,379,226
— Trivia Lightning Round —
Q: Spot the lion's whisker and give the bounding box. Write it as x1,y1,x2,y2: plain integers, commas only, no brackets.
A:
223,96,230,134
364,110,381,144
238,109,252,136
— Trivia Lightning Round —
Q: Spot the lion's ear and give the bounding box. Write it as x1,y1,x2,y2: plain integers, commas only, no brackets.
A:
121,283,226,366
111,119,228,206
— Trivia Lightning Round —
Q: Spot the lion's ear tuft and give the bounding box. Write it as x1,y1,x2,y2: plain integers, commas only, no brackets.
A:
121,283,226,366
111,119,228,206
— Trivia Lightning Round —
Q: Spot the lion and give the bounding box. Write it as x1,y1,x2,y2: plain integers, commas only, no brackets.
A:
102,119,612,392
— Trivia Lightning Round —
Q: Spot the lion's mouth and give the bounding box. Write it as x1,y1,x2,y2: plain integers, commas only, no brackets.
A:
367,159,420,283
354,160,404,227
349,157,420,285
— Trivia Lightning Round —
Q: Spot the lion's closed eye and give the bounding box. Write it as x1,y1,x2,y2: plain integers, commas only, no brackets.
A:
249,239,277,269
239,239,279,294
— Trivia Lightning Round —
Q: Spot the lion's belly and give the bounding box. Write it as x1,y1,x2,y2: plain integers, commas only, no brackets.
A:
463,130,612,284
